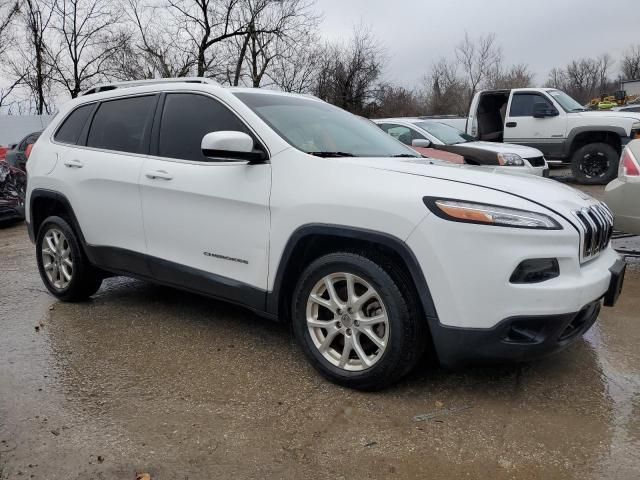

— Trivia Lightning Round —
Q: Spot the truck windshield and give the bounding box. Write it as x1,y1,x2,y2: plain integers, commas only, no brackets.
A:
547,90,586,112
233,92,420,158
414,121,474,145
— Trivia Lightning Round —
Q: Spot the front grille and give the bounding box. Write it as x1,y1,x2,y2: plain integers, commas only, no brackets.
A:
526,156,546,167
572,203,614,262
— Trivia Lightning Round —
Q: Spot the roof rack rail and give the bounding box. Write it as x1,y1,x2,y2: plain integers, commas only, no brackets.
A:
82,77,219,96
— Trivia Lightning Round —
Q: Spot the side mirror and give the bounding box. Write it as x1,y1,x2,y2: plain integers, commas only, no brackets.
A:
533,103,559,118
9,143,16,150
412,139,431,148
201,131,266,163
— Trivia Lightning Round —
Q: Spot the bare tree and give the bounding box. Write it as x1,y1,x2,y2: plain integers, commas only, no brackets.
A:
119,0,195,79
455,32,502,106
268,42,322,93
423,57,466,115
371,83,425,118
48,0,128,97
621,44,640,80
166,0,282,78
488,63,534,90
314,28,383,115
225,0,318,87
10,0,56,113
0,0,19,108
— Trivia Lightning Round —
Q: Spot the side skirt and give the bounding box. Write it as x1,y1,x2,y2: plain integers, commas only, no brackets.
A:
85,245,274,320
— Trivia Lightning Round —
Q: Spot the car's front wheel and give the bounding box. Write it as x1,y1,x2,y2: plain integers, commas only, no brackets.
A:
292,252,427,390
36,216,103,301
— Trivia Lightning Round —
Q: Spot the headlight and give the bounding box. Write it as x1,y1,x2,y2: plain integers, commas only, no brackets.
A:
423,198,562,230
497,153,525,166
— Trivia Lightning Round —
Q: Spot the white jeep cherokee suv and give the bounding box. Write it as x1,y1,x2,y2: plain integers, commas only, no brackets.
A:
26,78,626,390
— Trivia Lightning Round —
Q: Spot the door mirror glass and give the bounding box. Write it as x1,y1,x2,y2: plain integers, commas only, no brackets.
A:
201,131,266,163
412,139,431,148
533,102,559,118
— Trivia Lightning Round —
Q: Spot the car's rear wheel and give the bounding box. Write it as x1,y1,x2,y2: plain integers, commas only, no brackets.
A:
292,252,427,390
36,216,102,301
571,142,619,185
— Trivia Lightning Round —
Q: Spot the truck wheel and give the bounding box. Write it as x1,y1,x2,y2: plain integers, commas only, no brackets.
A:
291,252,427,390
36,216,103,302
571,143,619,185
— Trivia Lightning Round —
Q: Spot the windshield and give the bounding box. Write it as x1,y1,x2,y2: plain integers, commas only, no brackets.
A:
233,92,419,158
547,90,586,112
413,121,474,145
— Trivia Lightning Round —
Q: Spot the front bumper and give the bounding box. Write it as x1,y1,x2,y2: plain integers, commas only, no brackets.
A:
0,202,24,221
432,300,601,367
431,259,625,367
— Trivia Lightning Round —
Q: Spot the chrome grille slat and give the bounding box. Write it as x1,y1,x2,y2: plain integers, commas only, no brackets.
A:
572,203,614,263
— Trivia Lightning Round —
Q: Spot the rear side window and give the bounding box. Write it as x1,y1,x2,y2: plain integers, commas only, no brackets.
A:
510,94,554,117
54,104,94,144
159,93,250,162
87,95,155,154
378,124,424,145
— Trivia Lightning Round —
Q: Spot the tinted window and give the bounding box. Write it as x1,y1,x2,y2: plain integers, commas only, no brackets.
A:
87,96,155,153
159,93,251,162
510,94,553,117
54,104,94,144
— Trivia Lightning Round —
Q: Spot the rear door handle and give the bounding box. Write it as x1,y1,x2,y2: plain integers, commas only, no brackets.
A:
145,170,173,181
64,159,84,168
506,122,517,128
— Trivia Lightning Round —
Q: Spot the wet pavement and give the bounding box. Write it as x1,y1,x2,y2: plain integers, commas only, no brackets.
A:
1,183,640,479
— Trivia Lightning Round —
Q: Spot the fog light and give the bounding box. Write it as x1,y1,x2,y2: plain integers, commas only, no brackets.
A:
510,258,559,284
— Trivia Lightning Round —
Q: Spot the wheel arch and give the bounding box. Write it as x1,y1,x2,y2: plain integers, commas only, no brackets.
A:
267,224,439,329
566,126,626,157
29,189,86,247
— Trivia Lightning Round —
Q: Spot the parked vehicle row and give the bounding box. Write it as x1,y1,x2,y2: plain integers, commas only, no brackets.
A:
425,87,640,185
25,78,625,389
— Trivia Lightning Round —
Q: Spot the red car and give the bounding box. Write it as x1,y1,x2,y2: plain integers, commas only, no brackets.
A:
0,146,9,162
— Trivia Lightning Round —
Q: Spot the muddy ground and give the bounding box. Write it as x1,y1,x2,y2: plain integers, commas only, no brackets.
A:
1,179,639,479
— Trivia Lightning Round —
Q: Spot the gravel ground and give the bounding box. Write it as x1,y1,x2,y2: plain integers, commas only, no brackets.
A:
1,178,639,479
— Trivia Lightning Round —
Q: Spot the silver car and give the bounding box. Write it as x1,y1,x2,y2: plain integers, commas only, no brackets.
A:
605,139,640,234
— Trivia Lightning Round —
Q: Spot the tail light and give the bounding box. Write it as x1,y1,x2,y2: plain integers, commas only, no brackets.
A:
619,146,640,180
25,144,34,160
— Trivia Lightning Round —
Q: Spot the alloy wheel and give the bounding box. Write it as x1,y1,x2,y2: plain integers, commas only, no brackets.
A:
41,228,73,290
580,151,609,178
306,272,389,371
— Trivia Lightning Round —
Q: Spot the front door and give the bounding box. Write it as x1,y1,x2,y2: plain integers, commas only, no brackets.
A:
503,92,567,157
140,92,271,305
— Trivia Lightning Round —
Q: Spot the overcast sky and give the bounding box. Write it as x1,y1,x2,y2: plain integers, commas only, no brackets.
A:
317,0,639,88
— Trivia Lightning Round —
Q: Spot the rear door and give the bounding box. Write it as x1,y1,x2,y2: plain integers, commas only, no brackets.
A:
503,91,567,157
140,92,271,302
55,95,156,268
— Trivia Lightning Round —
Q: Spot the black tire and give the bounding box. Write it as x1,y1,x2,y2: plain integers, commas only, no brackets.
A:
292,252,427,390
36,215,102,302
571,142,619,185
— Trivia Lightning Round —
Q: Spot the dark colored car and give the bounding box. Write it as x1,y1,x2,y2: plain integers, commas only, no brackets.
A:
5,131,41,171
0,161,26,221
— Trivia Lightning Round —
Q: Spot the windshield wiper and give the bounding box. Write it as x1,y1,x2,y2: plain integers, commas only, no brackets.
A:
393,154,418,157
571,108,587,112
307,151,355,157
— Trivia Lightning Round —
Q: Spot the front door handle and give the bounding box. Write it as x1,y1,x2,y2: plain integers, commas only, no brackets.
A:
145,170,173,181
64,159,84,168
506,122,517,128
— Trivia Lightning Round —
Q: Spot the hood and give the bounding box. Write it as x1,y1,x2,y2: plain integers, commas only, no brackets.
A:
343,156,597,217
451,141,544,158
573,110,640,122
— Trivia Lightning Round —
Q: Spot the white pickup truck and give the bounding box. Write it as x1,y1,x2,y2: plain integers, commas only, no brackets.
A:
428,88,640,184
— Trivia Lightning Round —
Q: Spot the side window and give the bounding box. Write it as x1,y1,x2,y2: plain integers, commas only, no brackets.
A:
159,93,251,162
380,124,423,146
54,104,95,145
510,94,554,117
87,95,155,154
